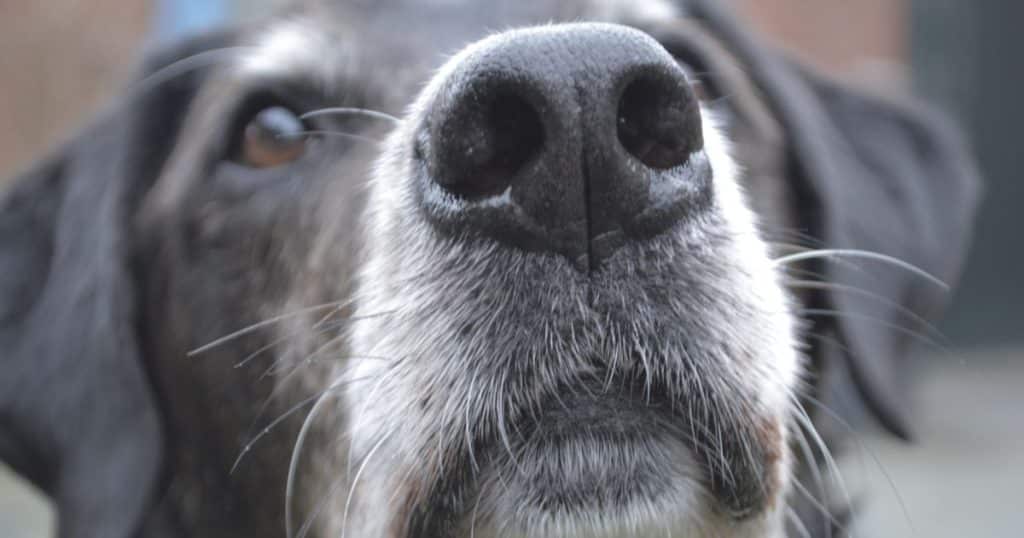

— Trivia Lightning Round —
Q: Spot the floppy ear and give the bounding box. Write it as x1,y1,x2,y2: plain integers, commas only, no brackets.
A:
0,30,233,538
685,0,982,439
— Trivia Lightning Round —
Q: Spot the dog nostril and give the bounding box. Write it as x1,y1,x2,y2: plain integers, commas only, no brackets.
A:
432,91,545,200
617,74,701,170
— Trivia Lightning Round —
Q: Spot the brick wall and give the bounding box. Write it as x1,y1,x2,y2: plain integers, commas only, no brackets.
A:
733,0,908,87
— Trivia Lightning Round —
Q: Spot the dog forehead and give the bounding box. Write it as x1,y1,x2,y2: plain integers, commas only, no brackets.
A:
332,0,680,28
239,0,681,89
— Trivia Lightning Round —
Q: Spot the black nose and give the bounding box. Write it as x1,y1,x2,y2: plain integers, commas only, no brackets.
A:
417,24,710,271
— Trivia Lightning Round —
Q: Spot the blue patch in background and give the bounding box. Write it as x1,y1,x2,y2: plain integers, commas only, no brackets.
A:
154,0,232,41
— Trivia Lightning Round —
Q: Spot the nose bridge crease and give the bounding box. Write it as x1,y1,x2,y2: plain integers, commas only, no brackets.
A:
574,78,597,274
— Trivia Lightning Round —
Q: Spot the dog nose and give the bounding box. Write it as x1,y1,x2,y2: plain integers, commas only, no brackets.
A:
418,23,710,271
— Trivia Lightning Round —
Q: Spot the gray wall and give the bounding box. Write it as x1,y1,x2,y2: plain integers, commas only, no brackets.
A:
913,0,1024,347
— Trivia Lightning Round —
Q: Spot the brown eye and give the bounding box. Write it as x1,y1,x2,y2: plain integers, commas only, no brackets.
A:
234,106,309,168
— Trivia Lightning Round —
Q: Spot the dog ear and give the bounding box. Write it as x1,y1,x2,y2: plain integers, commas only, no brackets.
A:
0,30,234,538
684,1,982,439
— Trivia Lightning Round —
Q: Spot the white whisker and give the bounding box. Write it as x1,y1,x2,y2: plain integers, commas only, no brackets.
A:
290,130,382,145
301,106,400,124
786,505,813,538
804,396,918,537
799,308,946,351
287,375,348,538
773,249,947,290
130,46,255,98
341,431,393,538
789,394,855,538
786,279,947,342
188,301,351,356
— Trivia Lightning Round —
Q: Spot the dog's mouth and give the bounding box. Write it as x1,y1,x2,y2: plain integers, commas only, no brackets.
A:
386,372,776,538
463,377,702,534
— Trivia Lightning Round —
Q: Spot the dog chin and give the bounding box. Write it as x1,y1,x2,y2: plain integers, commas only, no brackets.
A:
461,436,706,538
461,485,785,538
452,397,786,538
461,456,785,538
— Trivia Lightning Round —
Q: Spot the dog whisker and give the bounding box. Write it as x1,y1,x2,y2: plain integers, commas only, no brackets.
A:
768,241,819,254
790,478,849,538
267,348,397,379
288,129,383,145
789,415,831,536
341,430,393,538
469,487,484,538
238,325,400,452
493,374,524,480
129,46,255,99
287,373,352,538
295,468,350,538
235,332,305,370
704,91,737,107
773,248,948,290
245,318,406,449
781,265,834,283
256,329,349,381
235,319,345,370
245,350,395,454
300,106,400,124
788,394,856,538
234,306,348,369
464,374,481,475
803,395,918,537
760,227,829,249
287,361,410,538
785,279,949,343
798,308,948,352
188,300,354,356
203,278,422,362
786,505,814,538
294,424,393,538
233,371,383,474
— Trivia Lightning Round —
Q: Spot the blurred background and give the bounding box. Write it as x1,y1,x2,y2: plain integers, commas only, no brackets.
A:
0,1,1019,536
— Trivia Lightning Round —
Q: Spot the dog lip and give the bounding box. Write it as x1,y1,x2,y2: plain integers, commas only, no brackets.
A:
495,429,688,512
521,377,684,437
440,372,778,535
469,377,695,515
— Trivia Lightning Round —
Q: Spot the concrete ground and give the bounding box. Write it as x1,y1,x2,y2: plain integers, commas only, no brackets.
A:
0,466,51,538
2,349,1021,537
845,348,1023,537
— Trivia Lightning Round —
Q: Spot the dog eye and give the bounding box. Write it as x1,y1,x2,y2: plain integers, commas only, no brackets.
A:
232,106,310,168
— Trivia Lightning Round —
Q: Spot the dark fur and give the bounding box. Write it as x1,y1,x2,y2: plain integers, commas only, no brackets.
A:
0,1,979,537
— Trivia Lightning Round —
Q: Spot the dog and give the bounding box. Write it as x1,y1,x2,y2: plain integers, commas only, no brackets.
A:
0,0,980,537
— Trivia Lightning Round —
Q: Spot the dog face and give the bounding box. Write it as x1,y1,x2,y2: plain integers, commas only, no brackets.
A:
0,1,980,537
353,20,798,538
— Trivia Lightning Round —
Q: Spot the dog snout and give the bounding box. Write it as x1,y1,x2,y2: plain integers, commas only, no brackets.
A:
418,23,709,271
